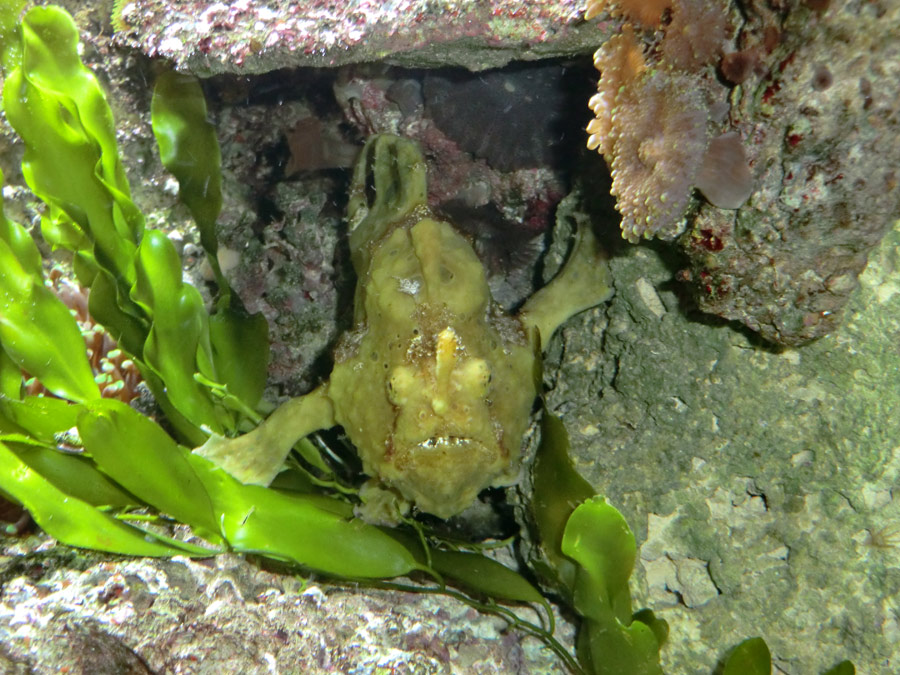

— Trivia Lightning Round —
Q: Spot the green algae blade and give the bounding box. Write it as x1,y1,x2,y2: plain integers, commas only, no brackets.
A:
531,409,596,591
0,235,99,403
3,441,136,510
78,399,219,535
188,451,425,579
151,71,223,269
151,70,269,410
430,549,549,609
0,236,100,403
3,6,142,284
722,637,771,675
132,230,225,434
532,409,665,675
0,439,199,557
821,661,855,675
0,169,99,403
563,497,664,675
207,306,270,411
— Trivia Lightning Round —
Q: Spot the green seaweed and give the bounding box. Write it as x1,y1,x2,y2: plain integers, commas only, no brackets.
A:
722,638,771,675
3,6,142,285
151,71,223,271
719,637,855,675
532,410,667,675
822,661,856,675
0,213,100,403
0,439,206,557
0,169,100,403
151,70,269,410
0,5,268,444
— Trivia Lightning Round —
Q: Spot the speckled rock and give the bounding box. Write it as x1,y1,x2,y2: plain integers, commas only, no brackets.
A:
112,0,609,74
0,541,572,673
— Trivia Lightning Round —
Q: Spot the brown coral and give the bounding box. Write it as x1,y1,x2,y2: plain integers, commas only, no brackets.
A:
606,72,709,242
720,49,761,84
695,132,753,209
585,0,747,242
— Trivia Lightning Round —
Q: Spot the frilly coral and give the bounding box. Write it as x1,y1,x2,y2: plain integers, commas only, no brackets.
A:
585,0,744,242
586,24,645,157
605,72,708,242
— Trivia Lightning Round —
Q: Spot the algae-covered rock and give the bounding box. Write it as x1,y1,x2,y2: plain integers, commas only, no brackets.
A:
545,208,900,672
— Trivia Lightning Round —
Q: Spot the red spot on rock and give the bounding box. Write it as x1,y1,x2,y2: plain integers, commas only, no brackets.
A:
697,229,725,252
787,133,803,147
777,52,797,73
762,81,781,104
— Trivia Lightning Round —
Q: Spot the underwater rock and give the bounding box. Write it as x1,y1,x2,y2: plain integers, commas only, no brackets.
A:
112,0,609,75
423,63,574,172
0,543,572,672
544,198,900,674
678,0,900,345
585,0,900,345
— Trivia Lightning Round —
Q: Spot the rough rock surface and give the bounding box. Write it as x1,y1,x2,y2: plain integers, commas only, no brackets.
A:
113,0,609,74
545,202,900,673
0,543,570,673
679,0,900,344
